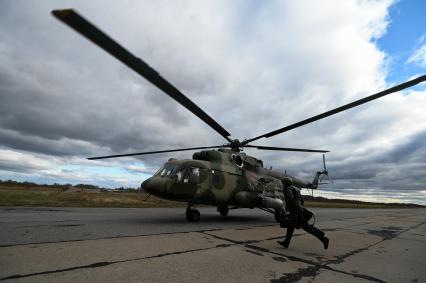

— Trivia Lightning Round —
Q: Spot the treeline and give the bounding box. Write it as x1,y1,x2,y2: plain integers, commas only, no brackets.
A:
0,179,136,191
303,195,423,207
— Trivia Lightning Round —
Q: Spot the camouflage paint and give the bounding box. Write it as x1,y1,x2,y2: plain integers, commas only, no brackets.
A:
141,149,319,209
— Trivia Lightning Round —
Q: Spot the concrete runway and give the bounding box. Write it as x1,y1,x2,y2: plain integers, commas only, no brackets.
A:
0,207,425,282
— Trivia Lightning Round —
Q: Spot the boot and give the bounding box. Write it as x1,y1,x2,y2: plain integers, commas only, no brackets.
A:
322,237,329,250
277,240,289,249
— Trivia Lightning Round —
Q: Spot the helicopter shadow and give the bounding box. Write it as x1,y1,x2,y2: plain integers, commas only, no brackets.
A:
129,213,276,226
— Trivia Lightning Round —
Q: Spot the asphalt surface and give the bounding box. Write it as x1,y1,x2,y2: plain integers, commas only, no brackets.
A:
0,207,425,282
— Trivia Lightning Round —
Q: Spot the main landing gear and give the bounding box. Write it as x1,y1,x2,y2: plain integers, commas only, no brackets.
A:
186,203,200,222
217,204,229,216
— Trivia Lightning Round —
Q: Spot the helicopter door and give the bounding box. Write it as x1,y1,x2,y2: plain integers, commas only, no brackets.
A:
191,167,211,202
173,167,198,198
174,167,210,201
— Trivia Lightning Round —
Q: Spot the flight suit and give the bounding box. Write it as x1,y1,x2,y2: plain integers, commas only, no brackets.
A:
280,185,329,249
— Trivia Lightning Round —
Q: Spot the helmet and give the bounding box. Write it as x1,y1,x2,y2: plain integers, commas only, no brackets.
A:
281,177,293,187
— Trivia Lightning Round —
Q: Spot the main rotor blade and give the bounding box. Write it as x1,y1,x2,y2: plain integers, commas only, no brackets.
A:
52,9,232,142
245,145,329,153
88,145,225,160
244,75,426,144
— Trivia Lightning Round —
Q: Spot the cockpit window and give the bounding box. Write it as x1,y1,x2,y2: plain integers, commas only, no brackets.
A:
183,167,200,184
154,163,178,177
154,166,164,176
162,166,201,183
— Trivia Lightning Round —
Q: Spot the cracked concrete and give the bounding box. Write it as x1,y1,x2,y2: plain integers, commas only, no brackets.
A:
0,208,425,282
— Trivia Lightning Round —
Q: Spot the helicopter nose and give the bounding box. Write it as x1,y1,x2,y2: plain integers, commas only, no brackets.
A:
141,177,168,197
140,179,149,193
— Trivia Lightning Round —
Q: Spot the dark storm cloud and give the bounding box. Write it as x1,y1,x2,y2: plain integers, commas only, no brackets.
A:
260,128,426,200
0,162,39,174
380,130,426,163
0,1,223,158
0,129,94,156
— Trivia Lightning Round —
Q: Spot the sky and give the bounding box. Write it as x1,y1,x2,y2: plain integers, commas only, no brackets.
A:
0,0,425,204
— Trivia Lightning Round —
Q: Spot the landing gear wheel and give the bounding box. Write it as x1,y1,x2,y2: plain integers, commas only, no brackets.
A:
218,205,229,217
274,209,285,223
186,209,200,222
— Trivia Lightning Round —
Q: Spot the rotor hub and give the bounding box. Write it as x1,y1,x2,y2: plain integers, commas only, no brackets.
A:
230,139,241,152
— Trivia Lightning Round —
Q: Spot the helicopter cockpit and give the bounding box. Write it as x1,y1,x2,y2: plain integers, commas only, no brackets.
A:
154,163,200,184
142,162,202,198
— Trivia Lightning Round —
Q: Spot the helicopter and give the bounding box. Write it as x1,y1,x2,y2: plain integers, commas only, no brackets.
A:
52,9,426,222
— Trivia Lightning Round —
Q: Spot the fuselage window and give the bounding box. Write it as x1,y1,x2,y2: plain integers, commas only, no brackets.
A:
183,167,200,184
212,171,221,185
175,171,183,182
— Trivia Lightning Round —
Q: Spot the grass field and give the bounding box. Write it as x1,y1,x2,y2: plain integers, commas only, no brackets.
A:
0,185,184,208
0,184,419,209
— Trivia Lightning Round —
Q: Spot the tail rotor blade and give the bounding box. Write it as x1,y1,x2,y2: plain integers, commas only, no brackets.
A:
319,154,333,184
323,154,327,172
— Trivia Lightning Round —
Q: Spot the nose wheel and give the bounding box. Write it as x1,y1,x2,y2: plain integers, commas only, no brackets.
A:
186,204,200,222
217,204,229,216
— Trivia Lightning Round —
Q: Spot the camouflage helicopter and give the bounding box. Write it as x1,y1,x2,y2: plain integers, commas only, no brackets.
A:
53,9,426,222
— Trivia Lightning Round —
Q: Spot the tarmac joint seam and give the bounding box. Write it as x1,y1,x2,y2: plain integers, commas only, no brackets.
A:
0,244,227,281
201,230,388,283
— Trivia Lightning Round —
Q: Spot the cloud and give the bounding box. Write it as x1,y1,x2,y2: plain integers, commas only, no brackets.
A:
0,147,148,188
125,165,158,174
1,0,425,204
0,0,394,153
407,35,426,67
0,149,50,173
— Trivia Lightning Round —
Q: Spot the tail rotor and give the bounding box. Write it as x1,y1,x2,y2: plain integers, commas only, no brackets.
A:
319,154,333,184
